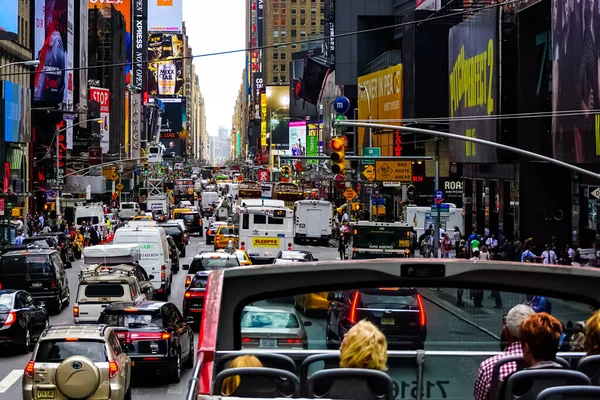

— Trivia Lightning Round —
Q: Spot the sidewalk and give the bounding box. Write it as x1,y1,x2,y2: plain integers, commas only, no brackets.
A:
423,289,592,340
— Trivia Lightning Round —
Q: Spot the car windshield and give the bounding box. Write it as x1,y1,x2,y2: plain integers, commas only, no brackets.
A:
190,276,208,289
0,294,13,309
241,310,300,329
84,284,125,298
160,226,183,237
0,256,52,275
217,227,238,236
121,204,135,209
76,216,100,225
279,251,310,260
182,214,199,221
22,238,51,248
102,311,163,328
189,257,239,273
36,340,108,363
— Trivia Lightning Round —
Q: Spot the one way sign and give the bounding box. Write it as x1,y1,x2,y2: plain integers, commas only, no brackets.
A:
591,187,600,200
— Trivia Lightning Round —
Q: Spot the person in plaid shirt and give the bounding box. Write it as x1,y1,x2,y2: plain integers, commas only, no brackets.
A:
473,304,535,400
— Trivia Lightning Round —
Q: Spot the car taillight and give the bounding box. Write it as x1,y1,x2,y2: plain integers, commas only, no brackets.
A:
161,265,166,281
281,338,302,344
185,276,191,286
109,361,119,378
50,280,56,288
4,311,16,326
207,230,212,235
25,361,35,379
417,294,427,327
0,283,3,290
242,337,251,343
129,332,172,341
349,292,360,323
73,306,79,318
185,291,204,298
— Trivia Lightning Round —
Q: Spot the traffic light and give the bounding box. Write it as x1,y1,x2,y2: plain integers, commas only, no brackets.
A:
281,165,291,182
143,159,149,175
111,166,116,175
330,136,346,174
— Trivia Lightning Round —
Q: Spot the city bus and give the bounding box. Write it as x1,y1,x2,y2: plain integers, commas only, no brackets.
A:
351,221,413,259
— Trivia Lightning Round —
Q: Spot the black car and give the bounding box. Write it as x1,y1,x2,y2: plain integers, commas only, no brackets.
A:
158,223,187,257
37,232,76,262
167,236,180,273
0,289,49,352
325,287,427,350
22,236,72,269
183,272,208,328
0,250,70,314
1,243,42,255
98,301,194,383
180,212,203,236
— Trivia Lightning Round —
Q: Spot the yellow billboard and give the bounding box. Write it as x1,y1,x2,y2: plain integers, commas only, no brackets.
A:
357,64,403,156
261,93,267,146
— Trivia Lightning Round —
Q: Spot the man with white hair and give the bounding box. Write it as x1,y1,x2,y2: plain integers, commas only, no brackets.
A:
473,304,535,400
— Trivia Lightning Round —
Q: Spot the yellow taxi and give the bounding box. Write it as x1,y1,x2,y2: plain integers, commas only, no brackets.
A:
213,225,239,250
132,215,153,221
217,249,252,266
172,208,193,220
294,292,330,314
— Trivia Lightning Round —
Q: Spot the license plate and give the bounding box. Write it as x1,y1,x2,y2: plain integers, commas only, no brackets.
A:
36,389,56,399
381,318,395,325
259,338,277,348
398,240,410,247
31,282,42,288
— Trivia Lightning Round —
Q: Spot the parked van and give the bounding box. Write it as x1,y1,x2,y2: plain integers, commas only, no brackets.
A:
119,202,141,220
112,227,173,300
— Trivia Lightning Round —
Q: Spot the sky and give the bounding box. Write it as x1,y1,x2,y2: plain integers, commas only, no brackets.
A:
182,0,246,138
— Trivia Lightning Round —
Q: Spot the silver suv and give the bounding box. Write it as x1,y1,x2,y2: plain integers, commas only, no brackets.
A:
22,324,132,400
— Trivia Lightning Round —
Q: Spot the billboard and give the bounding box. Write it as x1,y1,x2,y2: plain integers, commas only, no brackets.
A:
357,64,403,157
290,57,318,120
0,1,18,41
88,0,131,84
33,0,69,104
250,0,264,121
289,121,307,155
78,0,89,127
552,0,600,163
448,8,498,163
159,98,185,138
90,87,110,154
133,0,148,92
148,0,182,32
260,93,267,146
148,33,184,96
307,124,319,164
3,82,31,143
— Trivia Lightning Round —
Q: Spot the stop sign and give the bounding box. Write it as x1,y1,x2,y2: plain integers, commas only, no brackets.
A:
335,174,346,190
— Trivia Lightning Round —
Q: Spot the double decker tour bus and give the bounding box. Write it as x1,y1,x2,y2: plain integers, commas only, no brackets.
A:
272,182,304,207
238,180,262,199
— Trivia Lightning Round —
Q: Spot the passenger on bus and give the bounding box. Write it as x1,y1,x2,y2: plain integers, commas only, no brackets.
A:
584,310,600,356
473,304,535,400
221,355,263,396
314,320,388,397
498,313,564,399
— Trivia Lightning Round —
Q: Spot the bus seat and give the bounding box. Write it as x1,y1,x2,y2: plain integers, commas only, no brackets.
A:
306,368,394,400
537,385,600,399
577,355,600,385
299,353,340,387
215,352,297,375
490,356,529,400
503,370,590,400
213,367,300,398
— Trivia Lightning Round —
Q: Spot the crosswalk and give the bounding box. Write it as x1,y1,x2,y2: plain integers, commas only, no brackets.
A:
0,370,23,394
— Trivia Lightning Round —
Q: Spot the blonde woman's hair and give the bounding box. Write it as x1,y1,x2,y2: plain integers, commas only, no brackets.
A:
585,310,600,356
221,355,263,396
340,320,388,371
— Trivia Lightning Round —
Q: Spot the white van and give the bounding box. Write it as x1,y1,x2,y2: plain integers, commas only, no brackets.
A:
294,200,333,246
112,226,173,299
119,202,141,220
201,191,219,213
405,204,464,239
74,203,107,231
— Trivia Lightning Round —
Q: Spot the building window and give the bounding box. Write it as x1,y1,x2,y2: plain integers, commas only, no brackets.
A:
321,19,325,25
281,18,286,24
281,8,286,13
273,65,280,72
300,8,306,14
281,30,287,37
301,18,306,25
274,19,279,25
274,76,279,83
281,76,286,83
311,7,316,14
281,64,286,72
273,30,279,37
274,8,279,13
291,8,297,14
292,18,296,25
311,21,316,26
292,43,297,48
300,30,306,37
273,52,279,60
281,53,287,60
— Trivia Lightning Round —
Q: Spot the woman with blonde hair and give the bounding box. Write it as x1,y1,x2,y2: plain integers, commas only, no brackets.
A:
584,310,600,356
221,355,263,396
339,319,388,370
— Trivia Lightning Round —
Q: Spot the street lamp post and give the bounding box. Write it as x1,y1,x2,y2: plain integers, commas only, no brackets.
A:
0,60,40,70
55,118,102,217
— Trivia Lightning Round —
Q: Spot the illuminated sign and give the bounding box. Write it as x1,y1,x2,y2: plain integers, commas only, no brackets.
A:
252,237,280,247
260,93,267,146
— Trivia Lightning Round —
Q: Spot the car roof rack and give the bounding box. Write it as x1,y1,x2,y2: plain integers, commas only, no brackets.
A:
78,264,137,282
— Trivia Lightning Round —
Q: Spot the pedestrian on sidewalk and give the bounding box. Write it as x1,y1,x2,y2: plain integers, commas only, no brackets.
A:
469,250,484,307
441,233,453,258
541,244,558,265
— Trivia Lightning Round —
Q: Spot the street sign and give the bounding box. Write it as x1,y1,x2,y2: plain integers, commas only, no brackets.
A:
362,165,375,181
591,187,600,200
335,174,346,190
362,147,380,165
383,182,402,187
108,173,119,181
343,188,357,201
333,96,351,114
434,190,444,204
116,183,124,191
430,203,450,216
374,161,412,182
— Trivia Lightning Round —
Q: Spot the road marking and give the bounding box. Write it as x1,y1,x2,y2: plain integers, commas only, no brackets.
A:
0,369,23,393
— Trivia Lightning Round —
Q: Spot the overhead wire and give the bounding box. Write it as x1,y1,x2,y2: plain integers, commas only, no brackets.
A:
0,0,522,79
